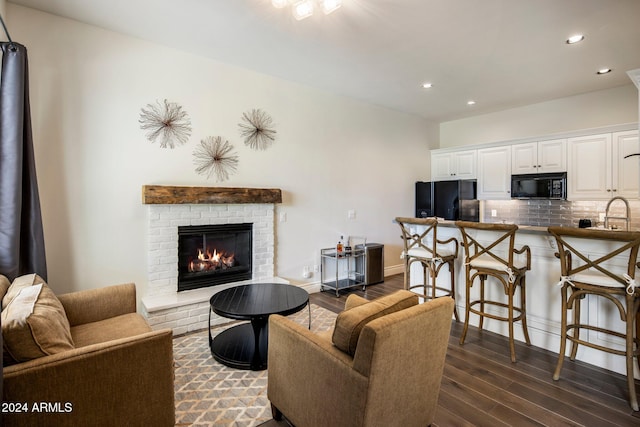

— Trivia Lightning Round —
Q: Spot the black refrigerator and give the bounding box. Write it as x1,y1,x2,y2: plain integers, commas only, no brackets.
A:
415,180,479,221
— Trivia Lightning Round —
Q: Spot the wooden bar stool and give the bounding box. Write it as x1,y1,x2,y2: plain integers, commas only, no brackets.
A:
547,226,640,411
455,221,531,362
395,217,459,320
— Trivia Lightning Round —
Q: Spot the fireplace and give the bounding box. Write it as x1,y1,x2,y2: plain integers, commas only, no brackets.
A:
142,185,282,335
177,223,253,291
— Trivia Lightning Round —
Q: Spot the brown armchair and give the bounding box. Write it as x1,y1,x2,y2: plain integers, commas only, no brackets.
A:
267,290,454,427
2,281,175,427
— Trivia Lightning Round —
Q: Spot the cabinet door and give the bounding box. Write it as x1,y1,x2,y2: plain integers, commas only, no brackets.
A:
613,130,640,198
431,152,455,181
511,142,537,174
567,134,612,200
477,146,511,200
453,150,477,180
537,139,566,173
431,150,476,181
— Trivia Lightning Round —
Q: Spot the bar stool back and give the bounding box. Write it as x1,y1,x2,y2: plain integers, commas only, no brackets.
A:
395,217,459,320
455,221,531,362
547,226,640,411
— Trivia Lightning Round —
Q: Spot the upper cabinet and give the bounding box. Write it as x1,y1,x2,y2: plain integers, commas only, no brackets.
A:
567,130,639,200
477,146,512,200
511,139,566,174
431,149,477,181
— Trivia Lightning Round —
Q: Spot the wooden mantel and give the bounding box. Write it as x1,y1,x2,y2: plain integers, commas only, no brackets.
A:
142,185,282,205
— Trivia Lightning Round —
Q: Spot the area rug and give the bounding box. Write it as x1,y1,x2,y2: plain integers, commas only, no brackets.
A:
173,304,337,427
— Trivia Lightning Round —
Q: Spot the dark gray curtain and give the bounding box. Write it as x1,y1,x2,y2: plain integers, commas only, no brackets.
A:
0,42,47,281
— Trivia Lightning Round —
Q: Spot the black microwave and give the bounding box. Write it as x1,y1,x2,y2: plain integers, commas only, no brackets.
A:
511,172,567,199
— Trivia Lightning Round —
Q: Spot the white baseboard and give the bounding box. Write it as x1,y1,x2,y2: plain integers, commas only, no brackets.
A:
385,264,404,276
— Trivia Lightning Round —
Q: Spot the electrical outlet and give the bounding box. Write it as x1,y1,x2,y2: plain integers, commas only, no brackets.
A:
491,209,497,217
279,212,287,223
302,266,311,279
347,210,356,220
313,264,319,273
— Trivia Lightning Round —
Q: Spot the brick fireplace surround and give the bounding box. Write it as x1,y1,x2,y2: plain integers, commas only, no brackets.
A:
140,186,284,335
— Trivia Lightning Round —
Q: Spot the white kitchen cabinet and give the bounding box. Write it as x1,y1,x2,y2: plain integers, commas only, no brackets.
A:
477,145,511,200
431,150,476,181
613,130,640,198
511,139,566,174
567,130,639,200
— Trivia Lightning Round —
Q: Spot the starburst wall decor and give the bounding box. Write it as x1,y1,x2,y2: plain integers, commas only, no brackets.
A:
193,136,239,182
139,99,192,148
238,108,277,150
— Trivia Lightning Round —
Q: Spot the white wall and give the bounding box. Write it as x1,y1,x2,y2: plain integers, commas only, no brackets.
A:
1,0,6,41
440,84,638,148
9,4,436,297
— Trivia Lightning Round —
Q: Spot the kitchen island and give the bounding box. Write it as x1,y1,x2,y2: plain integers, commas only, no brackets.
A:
410,220,637,378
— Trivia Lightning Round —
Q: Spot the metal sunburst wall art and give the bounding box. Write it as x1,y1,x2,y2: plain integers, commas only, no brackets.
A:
139,99,192,149
238,108,277,150
193,136,239,182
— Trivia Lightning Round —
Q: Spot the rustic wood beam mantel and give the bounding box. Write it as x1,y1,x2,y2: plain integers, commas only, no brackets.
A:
142,185,282,205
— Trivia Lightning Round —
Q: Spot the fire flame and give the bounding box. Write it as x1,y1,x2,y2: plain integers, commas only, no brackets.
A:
189,248,236,273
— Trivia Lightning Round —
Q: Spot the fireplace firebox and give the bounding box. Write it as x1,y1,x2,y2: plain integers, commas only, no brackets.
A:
177,223,252,292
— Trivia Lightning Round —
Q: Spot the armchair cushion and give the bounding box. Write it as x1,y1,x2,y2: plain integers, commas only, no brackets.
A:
2,281,74,364
332,290,418,355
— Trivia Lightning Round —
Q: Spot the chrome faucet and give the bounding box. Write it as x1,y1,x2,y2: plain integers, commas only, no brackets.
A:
604,196,631,231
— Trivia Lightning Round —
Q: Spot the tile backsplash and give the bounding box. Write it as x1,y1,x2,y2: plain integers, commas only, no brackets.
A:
482,199,640,230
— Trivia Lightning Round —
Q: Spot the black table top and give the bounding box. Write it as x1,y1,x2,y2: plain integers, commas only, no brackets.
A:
209,283,309,320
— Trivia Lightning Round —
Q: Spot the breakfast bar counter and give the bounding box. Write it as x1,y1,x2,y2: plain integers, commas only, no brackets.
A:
410,220,635,378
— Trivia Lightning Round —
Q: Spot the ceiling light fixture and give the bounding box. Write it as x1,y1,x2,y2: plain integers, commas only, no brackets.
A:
273,0,342,20
467,100,476,106
292,0,314,20
422,82,433,89
566,34,585,44
597,68,612,75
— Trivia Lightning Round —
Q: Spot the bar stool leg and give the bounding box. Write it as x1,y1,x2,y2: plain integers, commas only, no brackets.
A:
403,257,410,290
626,294,639,411
460,266,472,345
636,306,640,374
479,275,486,331
508,282,516,363
422,261,428,299
430,262,437,302
520,277,531,345
553,284,569,381
448,259,459,321
570,293,583,361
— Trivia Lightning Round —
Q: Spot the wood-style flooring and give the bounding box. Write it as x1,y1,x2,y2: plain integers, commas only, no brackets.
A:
262,274,640,427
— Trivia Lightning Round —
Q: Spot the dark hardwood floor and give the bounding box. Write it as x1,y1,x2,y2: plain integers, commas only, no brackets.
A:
262,274,640,427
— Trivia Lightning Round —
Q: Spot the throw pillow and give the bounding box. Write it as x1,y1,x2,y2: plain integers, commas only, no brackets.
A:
332,290,418,356
2,273,48,310
0,274,10,301
2,280,74,364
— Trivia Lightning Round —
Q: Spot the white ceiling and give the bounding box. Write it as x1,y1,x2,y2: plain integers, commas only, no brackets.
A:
8,0,640,122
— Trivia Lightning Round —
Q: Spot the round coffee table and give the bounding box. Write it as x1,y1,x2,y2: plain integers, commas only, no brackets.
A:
208,283,309,370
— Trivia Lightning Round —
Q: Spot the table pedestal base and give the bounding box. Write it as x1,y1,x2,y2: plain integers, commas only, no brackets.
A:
210,321,268,370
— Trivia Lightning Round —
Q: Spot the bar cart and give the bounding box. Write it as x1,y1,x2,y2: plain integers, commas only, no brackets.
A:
320,237,367,297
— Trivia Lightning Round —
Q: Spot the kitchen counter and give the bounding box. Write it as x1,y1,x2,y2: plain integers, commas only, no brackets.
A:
436,219,548,233
409,220,634,378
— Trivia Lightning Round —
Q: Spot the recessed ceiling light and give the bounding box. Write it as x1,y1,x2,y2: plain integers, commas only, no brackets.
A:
566,34,585,44
597,68,612,75
467,100,476,106
422,82,433,89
